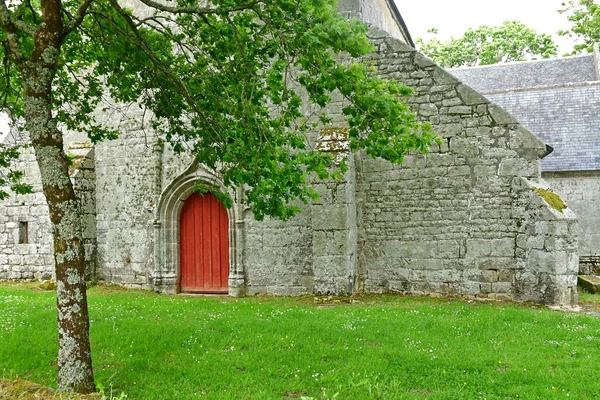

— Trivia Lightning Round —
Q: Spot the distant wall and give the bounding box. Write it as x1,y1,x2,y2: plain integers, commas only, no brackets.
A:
337,0,410,43
0,131,54,281
361,0,409,43
0,131,97,281
544,171,600,273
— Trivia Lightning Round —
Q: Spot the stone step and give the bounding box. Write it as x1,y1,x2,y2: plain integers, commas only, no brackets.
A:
579,256,600,275
578,275,600,293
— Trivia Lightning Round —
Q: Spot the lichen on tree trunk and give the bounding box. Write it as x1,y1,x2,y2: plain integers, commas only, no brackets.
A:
10,0,98,391
23,54,95,394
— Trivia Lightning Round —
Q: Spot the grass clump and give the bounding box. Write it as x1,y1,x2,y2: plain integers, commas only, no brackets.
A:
0,378,102,399
533,187,567,213
2,283,600,399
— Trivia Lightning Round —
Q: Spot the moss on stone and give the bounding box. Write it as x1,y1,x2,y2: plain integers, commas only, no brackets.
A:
39,280,57,291
533,187,566,213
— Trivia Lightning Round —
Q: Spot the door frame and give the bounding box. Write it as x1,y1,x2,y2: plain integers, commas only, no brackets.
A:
154,165,246,296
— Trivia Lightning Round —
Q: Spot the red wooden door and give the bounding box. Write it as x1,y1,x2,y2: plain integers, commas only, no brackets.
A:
180,192,229,293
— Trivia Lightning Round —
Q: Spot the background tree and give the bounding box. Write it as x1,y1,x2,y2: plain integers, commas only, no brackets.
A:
416,21,558,68
0,0,437,393
559,0,600,54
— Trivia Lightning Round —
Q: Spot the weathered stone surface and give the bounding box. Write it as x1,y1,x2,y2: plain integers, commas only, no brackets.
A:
0,130,91,282
419,103,438,117
456,84,489,106
509,126,547,160
578,275,600,293
414,53,436,69
448,106,472,115
488,104,518,125
433,68,460,85
544,171,600,274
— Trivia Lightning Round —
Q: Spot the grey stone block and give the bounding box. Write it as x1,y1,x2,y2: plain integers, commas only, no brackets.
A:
433,68,460,85
456,84,489,106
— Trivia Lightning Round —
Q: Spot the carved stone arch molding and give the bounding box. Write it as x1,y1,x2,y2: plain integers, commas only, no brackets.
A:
153,163,246,296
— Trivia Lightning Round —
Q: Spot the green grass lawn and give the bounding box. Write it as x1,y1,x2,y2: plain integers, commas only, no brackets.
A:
2,283,600,399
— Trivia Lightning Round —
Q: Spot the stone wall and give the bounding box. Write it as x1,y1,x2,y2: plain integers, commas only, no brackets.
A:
337,0,410,43
0,131,54,280
144,27,579,305
512,179,578,305
0,21,580,307
450,52,600,278
352,29,577,305
69,144,98,279
0,131,97,281
544,171,600,273
94,118,161,289
243,207,315,296
310,153,358,295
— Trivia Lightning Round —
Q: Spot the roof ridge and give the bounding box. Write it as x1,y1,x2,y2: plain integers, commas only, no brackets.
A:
479,80,600,95
448,54,594,71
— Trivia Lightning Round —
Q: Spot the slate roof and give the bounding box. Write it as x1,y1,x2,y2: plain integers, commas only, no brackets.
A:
451,55,597,92
449,53,600,172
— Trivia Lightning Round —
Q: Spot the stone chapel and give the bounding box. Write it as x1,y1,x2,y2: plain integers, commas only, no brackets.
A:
0,0,580,306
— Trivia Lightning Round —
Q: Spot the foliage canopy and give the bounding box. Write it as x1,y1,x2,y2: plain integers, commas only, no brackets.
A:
559,0,600,54
0,0,436,220
416,21,558,68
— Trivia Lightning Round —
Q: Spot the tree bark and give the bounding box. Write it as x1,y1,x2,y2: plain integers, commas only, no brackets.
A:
23,66,96,393
20,0,95,391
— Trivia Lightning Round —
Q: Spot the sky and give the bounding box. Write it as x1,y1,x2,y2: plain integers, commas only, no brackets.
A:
397,0,576,55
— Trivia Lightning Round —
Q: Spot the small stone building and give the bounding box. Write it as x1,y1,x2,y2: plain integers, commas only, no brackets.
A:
452,49,600,274
0,0,580,306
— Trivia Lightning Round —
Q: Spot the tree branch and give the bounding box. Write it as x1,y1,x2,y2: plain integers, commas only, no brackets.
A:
25,0,39,24
64,0,94,33
1,40,14,110
0,0,36,66
103,0,225,141
136,0,262,16
0,0,36,36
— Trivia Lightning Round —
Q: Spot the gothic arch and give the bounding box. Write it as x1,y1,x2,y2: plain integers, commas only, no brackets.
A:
153,165,245,296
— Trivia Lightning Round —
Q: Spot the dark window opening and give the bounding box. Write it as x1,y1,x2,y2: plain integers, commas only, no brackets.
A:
19,221,28,244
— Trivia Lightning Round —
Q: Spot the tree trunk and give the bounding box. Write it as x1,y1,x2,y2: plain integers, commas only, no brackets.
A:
17,0,96,391
23,61,95,394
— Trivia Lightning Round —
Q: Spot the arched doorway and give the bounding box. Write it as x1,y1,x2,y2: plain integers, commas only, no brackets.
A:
180,192,229,293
